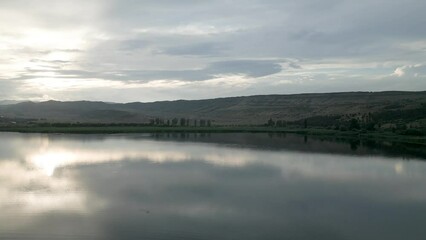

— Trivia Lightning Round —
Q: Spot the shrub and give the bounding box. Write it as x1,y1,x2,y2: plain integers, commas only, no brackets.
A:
403,129,424,136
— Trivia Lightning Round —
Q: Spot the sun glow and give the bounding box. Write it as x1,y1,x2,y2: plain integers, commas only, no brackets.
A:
18,28,88,51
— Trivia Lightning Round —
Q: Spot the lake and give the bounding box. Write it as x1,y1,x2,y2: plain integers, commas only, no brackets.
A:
1,132,425,240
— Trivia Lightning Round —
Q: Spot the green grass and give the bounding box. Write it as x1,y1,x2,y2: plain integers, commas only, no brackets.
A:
0,126,425,145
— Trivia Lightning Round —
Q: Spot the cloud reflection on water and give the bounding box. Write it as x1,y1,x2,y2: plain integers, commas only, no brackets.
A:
1,133,426,239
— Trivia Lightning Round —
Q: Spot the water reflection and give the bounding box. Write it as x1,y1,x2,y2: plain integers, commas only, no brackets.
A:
0,133,426,239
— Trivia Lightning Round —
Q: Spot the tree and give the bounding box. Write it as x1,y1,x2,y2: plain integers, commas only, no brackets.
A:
180,118,186,126
304,119,308,129
349,118,360,130
365,122,376,131
267,118,275,127
171,118,178,126
207,120,212,127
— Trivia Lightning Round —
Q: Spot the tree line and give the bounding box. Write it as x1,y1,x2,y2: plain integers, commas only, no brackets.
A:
149,118,212,127
264,106,426,136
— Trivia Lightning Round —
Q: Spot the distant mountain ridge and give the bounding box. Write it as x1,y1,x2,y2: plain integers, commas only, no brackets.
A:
0,100,23,105
1,91,426,125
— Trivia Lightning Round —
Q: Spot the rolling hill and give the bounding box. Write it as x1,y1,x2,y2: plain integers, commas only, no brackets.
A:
0,91,426,126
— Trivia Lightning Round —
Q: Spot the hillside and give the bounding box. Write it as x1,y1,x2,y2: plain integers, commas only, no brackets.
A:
0,91,426,126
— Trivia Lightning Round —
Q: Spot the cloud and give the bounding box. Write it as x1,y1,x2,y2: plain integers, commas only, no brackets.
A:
0,0,425,101
133,25,242,36
118,39,151,51
393,67,405,77
159,42,228,56
391,64,426,78
6,60,283,82
207,60,282,78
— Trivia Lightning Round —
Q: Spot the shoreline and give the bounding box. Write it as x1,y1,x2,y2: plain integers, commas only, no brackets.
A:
0,126,425,146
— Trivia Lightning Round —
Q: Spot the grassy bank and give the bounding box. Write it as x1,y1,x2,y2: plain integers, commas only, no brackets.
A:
0,125,425,145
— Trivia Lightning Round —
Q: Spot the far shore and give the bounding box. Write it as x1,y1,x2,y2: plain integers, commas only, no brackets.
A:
0,126,425,146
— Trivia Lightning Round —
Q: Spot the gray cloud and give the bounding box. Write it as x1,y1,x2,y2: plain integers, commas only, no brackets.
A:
0,0,425,101
207,60,282,78
159,42,228,56
8,60,283,82
119,39,151,51
0,80,19,99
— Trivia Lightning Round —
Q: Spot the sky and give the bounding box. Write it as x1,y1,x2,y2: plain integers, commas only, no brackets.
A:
0,0,425,102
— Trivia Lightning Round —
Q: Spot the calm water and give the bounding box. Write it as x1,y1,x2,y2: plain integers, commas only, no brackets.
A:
1,132,426,240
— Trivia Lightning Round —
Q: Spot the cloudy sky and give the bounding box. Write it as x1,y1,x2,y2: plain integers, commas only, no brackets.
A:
1,0,425,102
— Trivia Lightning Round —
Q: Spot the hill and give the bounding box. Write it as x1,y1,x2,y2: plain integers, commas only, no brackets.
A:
0,91,426,127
